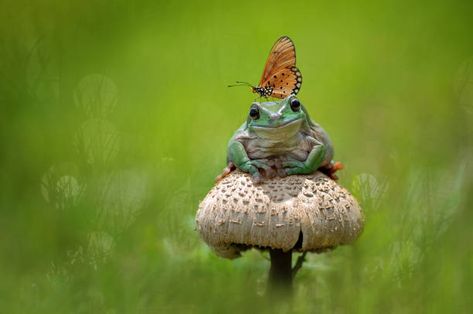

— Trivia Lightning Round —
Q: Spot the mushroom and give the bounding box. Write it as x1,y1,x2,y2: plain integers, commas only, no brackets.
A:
195,170,364,291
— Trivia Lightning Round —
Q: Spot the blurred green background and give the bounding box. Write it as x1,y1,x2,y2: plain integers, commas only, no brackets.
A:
1,0,472,312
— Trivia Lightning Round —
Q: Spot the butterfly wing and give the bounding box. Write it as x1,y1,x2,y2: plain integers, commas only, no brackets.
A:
258,36,296,87
259,66,302,99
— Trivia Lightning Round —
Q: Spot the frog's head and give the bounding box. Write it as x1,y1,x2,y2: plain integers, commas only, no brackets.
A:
246,95,309,140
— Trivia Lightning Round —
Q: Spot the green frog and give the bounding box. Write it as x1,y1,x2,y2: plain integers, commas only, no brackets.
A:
218,95,342,183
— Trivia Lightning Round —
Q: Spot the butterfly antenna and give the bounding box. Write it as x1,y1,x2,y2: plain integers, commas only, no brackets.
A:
227,81,255,88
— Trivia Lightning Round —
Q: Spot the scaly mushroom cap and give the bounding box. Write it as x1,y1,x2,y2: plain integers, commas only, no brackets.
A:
196,171,364,259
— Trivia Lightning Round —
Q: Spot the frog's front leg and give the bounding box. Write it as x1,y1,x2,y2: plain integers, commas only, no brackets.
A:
282,144,327,176
228,141,271,183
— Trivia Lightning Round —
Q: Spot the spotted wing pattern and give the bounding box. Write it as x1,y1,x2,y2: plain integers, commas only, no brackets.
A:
259,66,302,98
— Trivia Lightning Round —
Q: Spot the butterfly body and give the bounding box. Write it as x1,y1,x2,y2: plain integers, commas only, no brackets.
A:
252,86,274,97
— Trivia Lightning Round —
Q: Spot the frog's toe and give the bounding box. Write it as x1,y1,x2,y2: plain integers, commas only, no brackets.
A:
251,160,278,179
263,167,277,179
239,162,260,178
251,173,263,184
277,168,287,177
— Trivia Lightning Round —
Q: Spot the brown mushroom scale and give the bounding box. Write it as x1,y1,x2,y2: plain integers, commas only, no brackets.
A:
196,171,364,259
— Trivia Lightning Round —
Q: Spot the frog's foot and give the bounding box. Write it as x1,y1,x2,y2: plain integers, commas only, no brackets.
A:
282,159,313,176
215,162,236,183
239,159,273,184
320,161,344,180
269,159,287,178
276,167,288,178
262,159,279,179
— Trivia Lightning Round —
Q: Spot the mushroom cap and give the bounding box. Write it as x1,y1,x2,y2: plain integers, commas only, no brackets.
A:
196,171,364,259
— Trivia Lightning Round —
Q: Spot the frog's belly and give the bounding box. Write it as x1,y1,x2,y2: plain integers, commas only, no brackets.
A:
245,138,310,160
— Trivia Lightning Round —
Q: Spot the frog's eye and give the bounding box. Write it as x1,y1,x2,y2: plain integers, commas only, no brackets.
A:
249,106,260,119
290,98,301,111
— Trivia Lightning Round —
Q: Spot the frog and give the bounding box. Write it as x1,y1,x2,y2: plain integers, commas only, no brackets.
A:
217,95,342,183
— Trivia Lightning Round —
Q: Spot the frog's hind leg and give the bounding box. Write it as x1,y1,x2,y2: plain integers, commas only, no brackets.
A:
320,161,344,180
215,162,236,183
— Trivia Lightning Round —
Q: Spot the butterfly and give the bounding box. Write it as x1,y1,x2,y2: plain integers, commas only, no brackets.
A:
230,36,303,99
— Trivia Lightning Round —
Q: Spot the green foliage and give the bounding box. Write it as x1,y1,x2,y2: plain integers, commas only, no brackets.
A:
0,0,472,313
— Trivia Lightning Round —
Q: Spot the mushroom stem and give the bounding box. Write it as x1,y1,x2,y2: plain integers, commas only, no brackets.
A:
268,249,293,294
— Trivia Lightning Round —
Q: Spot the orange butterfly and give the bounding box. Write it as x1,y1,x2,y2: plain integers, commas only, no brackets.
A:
231,36,302,99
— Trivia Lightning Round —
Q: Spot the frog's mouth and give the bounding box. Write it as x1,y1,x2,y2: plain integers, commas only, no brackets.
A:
252,118,303,140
